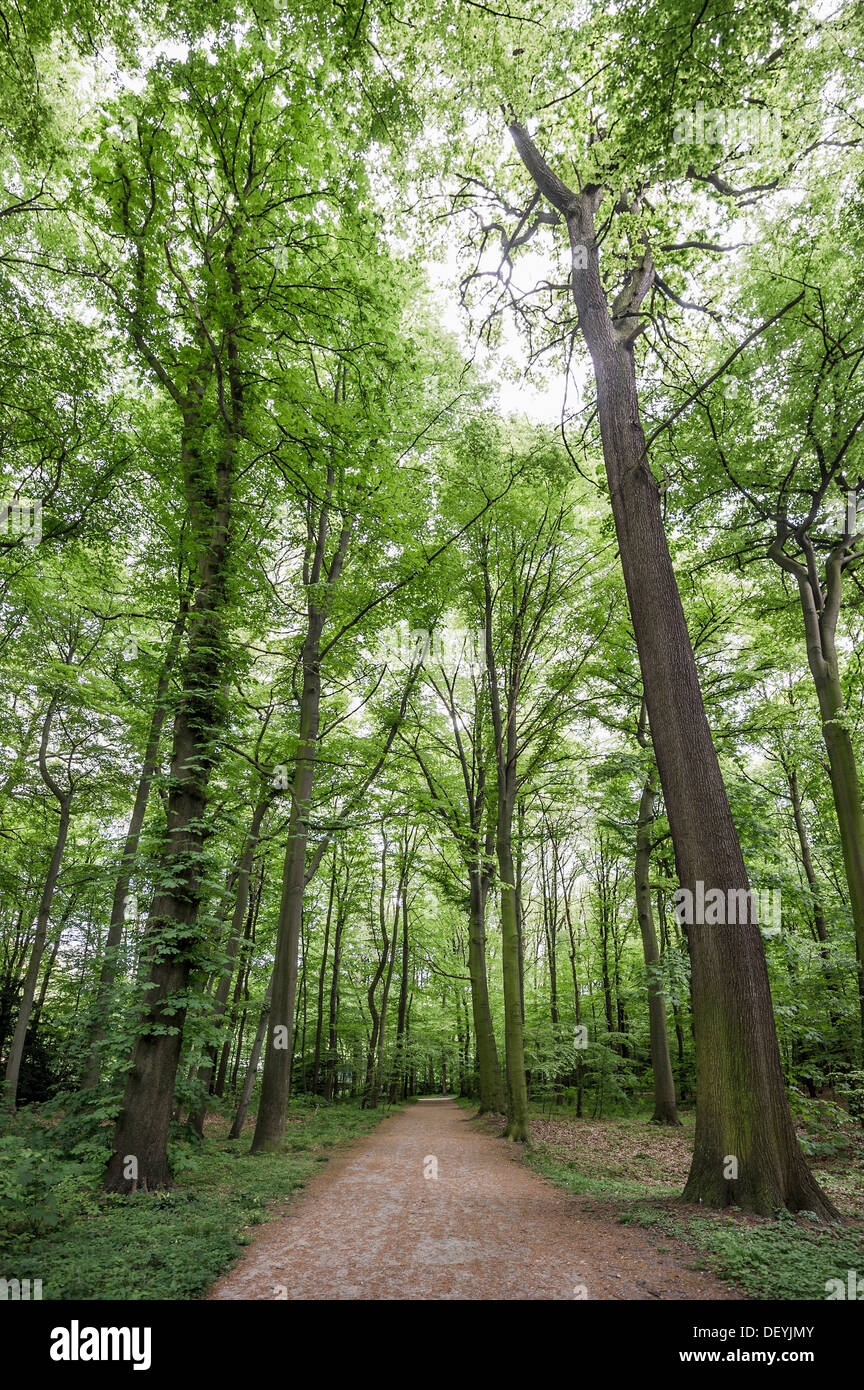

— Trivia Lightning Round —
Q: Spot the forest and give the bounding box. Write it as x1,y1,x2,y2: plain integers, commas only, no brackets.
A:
2,0,864,1312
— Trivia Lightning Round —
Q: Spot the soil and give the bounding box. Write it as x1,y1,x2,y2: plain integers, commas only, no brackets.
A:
207,1097,745,1300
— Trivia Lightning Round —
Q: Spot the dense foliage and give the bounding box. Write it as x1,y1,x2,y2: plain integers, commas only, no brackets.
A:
1,0,863,1251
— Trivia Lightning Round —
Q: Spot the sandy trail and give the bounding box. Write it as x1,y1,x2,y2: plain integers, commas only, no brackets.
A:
206,1097,742,1301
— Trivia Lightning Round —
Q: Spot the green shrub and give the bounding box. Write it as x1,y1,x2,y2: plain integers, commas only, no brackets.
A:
0,1101,385,1299
685,1210,864,1301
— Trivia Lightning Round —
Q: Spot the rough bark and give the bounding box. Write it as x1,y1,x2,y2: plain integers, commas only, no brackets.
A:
105,361,238,1193
81,593,189,1090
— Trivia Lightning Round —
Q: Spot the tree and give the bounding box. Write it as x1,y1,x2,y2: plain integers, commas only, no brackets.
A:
393,0,842,1214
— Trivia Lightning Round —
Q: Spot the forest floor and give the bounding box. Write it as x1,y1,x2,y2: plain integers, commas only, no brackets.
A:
6,1093,862,1300
498,1103,864,1301
0,1098,386,1299
206,1096,744,1300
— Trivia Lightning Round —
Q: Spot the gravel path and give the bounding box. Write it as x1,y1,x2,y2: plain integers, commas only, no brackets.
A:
207,1097,742,1300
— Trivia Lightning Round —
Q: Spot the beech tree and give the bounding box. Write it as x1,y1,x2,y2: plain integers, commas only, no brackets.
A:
4,0,863,1233
386,0,855,1214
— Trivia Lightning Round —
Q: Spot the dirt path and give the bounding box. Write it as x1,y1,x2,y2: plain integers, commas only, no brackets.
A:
207,1098,742,1300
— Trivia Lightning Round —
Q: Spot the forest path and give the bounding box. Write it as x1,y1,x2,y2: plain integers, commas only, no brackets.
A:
206,1097,741,1301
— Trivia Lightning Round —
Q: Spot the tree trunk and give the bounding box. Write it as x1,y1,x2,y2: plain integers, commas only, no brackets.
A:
311,851,337,1095
190,790,269,1135
105,369,237,1193
228,979,272,1141
251,472,352,1153
3,794,71,1108
466,865,506,1113
215,858,262,1097
362,838,392,1109
32,923,65,1030
635,767,680,1125
250,614,323,1150
802,601,864,1042
496,814,530,1140
784,761,830,950
3,695,73,1110
770,532,864,1024
372,890,399,1108
322,905,345,1102
509,124,835,1215
81,593,189,1090
389,883,411,1103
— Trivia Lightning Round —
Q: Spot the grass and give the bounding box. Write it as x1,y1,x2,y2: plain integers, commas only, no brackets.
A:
0,1098,390,1300
617,1204,864,1301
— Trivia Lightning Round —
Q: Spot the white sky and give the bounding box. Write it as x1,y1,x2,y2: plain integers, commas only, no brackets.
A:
426,243,588,426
